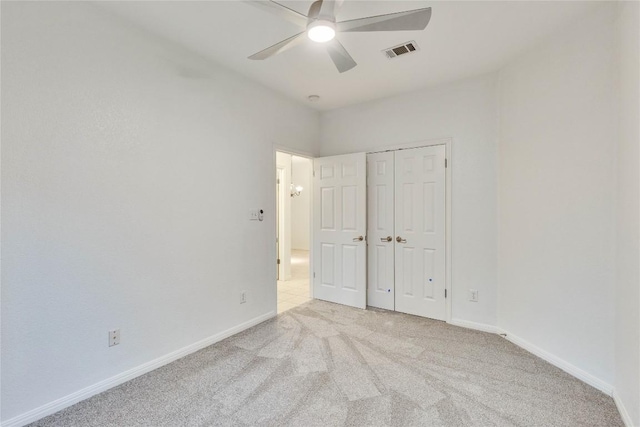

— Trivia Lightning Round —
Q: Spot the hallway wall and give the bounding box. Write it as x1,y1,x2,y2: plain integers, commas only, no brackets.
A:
291,156,311,251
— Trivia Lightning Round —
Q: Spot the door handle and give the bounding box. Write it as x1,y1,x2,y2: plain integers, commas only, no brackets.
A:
380,236,392,242
353,236,364,242
396,236,407,243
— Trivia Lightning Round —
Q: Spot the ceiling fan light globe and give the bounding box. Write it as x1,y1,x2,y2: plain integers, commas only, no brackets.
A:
307,20,336,43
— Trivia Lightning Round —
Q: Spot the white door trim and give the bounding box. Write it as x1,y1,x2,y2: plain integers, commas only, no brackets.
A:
276,167,284,280
368,138,452,324
272,145,315,300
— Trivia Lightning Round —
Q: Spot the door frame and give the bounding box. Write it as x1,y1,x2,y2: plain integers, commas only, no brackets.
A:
276,166,285,280
367,138,453,324
273,145,315,300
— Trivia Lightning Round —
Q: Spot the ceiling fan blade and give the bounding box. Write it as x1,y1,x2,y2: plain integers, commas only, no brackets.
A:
249,32,307,60
243,1,308,27
326,39,357,73
337,7,431,32
317,0,343,21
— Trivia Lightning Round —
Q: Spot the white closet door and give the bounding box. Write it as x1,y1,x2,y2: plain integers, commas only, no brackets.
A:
366,152,395,310
394,146,446,320
313,153,367,309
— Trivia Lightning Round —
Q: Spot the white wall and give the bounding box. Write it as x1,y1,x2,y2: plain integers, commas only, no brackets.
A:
614,1,640,424
1,2,319,422
497,5,617,386
291,156,311,251
276,151,292,280
321,72,499,328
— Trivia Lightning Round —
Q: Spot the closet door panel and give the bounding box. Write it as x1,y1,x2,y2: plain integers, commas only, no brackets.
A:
366,152,395,310
394,146,446,320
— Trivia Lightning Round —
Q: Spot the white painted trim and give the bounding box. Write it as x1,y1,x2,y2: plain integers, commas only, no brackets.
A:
272,144,315,300
276,166,286,281
447,321,628,424
272,144,315,160
444,140,452,324
613,390,636,427
499,329,614,396
366,137,452,154
1,311,276,427
450,318,501,334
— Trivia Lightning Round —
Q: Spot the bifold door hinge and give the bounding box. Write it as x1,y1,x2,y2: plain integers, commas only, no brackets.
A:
445,158,448,168
277,259,280,264
277,178,280,184
313,272,316,278
313,170,316,177
445,289,447,298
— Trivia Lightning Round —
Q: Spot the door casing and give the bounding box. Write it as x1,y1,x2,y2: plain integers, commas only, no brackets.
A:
273,145,315,300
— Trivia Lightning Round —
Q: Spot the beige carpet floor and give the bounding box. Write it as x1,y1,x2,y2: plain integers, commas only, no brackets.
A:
30,300,623,427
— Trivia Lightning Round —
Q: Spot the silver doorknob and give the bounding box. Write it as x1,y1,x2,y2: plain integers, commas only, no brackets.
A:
396,236,407,243
380,236,392,242
353,236,364,242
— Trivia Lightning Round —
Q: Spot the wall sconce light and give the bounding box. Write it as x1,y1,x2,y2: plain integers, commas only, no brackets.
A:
291,183,303,197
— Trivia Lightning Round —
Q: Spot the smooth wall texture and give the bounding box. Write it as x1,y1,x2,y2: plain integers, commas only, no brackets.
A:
498,5,617,385
320,73,499,328
291,156,311,251
1,2,319,421
614,1,640,424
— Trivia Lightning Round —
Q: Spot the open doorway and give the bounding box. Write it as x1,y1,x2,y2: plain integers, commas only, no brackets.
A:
276,151,312,313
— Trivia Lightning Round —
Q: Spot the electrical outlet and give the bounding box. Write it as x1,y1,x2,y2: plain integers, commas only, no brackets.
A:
240,291,247,304
469,289,479,302
109,329,120,347
249,210,259,221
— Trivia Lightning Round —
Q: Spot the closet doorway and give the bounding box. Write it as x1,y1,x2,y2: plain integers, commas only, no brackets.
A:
367,145,447,320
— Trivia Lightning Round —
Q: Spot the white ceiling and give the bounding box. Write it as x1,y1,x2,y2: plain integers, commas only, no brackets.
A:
99,0,605,111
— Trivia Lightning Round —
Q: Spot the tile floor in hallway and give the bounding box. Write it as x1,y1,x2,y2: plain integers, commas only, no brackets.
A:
278,250,311,313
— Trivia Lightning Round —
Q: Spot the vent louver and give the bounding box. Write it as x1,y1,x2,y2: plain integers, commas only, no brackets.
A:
383,41,419,59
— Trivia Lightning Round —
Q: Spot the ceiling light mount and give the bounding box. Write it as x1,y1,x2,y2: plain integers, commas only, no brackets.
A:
307,20,336,43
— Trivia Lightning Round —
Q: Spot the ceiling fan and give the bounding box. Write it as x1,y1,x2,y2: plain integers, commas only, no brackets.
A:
246,0,432,73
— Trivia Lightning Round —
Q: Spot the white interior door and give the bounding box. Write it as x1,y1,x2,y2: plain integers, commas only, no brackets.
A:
313,153,367,309
394,146,446,320
366,152,395,310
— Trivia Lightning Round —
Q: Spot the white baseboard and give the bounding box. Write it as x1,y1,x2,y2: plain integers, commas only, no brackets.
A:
613,389,636,427
1,310,277,427
452,321,631,423
499,328,614,396
449,318,501,334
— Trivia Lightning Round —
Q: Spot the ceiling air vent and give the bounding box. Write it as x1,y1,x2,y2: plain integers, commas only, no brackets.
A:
383,41,419,59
